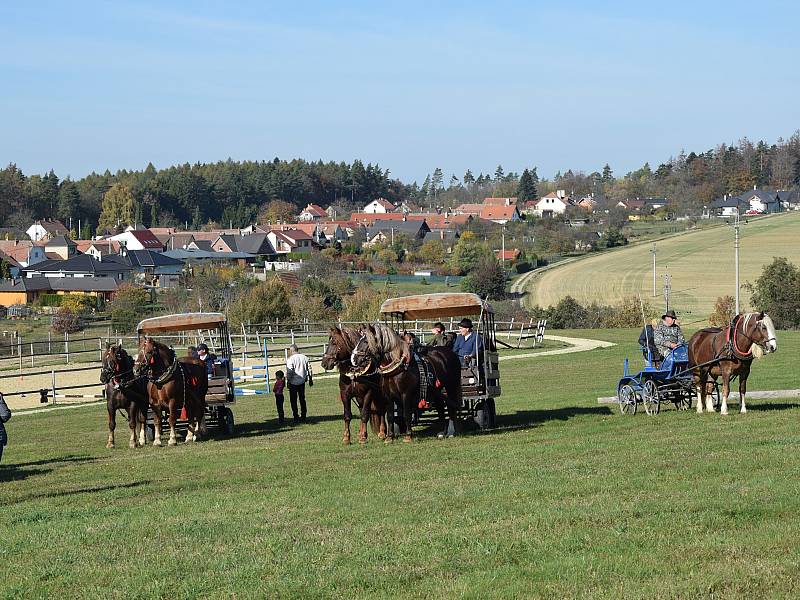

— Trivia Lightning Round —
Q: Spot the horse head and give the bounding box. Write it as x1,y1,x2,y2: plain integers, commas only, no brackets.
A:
101,344,133,384
321,327,349,371
350,324,376,373
741,312,778,357
134,336,159,377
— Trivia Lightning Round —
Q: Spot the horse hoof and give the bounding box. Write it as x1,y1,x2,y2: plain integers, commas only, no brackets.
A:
129,441,136,449
358,437,367,445
377,432,386,440
106,442,114,449
740,408,747,414
437,432,445,440
384,437,393,444
403,435,412,443
721,410,728,416
342,438,351,445
153,440,162,447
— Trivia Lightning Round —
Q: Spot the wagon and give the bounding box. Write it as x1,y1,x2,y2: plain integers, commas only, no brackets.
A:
137,312,236,434
617,343,719,415
379,292,501,428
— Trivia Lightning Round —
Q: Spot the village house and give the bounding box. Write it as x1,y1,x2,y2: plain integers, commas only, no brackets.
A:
44,236,78,260
363,220,431,247
298,203,327,222
530,191,572,217
776,190,800,210
26,219,69,242
21,253,132,281
0,276,122,306
362,198,396,214
0,240,47,268
483,197,518,206
266,227,314,254
108,229,165,252
212,232,276,260
495,248,521,262
479,204,521,225
118,249,184,288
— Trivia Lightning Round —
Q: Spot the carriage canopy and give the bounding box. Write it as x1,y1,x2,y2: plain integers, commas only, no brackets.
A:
137,312,228,334
379,293,492,320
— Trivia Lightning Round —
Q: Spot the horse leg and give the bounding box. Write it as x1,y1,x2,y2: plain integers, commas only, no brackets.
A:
341,390,352,445
719,372,730,415
739,375,748,414
185,406,195,443
137,410,146,447
358,401,369,444
152,406,163,447
128,409,137,448
107,407,116,449
696,372,706,414
168,406,178,446
402,393,413,443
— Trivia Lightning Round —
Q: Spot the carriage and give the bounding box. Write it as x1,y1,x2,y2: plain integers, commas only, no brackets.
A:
137,313,236,434
379,292,501,428
617,343,720,415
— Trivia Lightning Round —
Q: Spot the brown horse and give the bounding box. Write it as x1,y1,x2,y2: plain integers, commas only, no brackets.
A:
351,323,462,442
321,326,387,444
688,312,777,415
100,344,149,449
135,337,208,446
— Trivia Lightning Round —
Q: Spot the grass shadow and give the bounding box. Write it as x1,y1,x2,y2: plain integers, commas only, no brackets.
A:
5,454,97,469
746,401,800,412
6,480,152,506
0,466,51,483
227,414,344,439
490,405,614,433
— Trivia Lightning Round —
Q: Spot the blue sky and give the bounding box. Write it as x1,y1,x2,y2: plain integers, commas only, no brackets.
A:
2,1,799,184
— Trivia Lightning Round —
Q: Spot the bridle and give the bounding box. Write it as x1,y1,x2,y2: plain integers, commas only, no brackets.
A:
101,347,137,386
349,334,377,377
730,314,776,358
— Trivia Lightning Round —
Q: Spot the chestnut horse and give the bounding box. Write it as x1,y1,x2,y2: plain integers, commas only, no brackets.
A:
100,344,149,449
321,326,387,444
688,312,777,415
135,337,208,446
351,324,462,442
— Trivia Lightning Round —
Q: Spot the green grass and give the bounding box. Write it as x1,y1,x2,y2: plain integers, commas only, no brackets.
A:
525,212,800,323
2,329,799,598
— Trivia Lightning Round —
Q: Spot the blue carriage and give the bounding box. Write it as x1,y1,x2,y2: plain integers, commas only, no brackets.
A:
617,344,697,415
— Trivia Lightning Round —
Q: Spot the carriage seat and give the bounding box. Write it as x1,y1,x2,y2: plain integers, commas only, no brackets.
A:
659,344,688,374
206,358,231,402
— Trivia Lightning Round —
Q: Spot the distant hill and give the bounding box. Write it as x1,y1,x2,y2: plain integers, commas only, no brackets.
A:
524,212,800,324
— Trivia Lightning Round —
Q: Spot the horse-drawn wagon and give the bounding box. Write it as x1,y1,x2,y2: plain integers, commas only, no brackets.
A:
136,312,236,434
617,344,699,415
379,292,501,429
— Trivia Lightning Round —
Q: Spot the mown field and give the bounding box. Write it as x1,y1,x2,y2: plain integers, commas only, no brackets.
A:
1,328,799,598
525,211,800,324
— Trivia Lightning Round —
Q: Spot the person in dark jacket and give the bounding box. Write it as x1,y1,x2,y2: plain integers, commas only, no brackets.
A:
0,392,11,464
452,318,484,366
197,343,217,375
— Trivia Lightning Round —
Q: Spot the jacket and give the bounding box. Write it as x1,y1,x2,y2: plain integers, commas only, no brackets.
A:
638,325,660,360
653,322,685,356
452,332,484,361
0,393,11,447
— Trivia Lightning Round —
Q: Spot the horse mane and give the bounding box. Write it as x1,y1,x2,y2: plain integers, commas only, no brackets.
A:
699,327,723,334
363,324,408,363
332,327,361,353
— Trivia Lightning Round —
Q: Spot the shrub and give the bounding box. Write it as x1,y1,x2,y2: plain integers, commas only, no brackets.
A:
709,295,736,327
110,283,150,333
461,256,507,300
51,308,83,334
228,279,292,327
747,257,800,329
514,262,532,274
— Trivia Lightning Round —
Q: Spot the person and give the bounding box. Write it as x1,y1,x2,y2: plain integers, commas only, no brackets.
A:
638,319,661,363
187,346,199,360
0,392,11,465
286,344,313,423
452,318,484,366
654,309,685,358
197,343,217,375
428,322,449,347
273,370,286,425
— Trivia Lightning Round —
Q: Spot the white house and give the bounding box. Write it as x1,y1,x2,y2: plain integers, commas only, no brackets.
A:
532,191,572,217
363,198,396,214
26,219,68,242
298,203,327,222
108,230,164,252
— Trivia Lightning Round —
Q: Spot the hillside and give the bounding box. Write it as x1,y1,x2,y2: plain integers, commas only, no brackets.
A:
524,212,800,324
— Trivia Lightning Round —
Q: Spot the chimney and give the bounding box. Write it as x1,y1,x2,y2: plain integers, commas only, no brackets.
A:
440,230,444,240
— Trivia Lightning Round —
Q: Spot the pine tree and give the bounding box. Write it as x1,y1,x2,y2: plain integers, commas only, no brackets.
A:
431,168,443,199
602,164,614,182
150,202,159,227
57,179,81,222
516,168,538,201
495,165,505,181
463,170,475,187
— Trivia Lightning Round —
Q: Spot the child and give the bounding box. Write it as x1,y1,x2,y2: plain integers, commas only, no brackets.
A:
273,370,286,425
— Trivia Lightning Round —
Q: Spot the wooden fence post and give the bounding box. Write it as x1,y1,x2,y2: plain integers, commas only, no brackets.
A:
51,369,57,405
31,343,35,367
65,332,70,364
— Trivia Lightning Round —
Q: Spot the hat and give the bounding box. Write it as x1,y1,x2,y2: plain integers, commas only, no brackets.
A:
458,318,473,329
197,343,209,352
662,310,677,320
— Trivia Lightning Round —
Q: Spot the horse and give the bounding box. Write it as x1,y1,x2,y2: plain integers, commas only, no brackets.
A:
100,344,149,449
321,326,387,444
688,312,777,415
351,323,462,442
134,337,209,446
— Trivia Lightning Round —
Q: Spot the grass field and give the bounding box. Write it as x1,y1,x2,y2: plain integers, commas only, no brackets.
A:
2,327,799,598
524,212,800,324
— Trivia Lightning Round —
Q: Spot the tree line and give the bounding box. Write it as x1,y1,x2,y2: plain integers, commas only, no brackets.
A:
2,131,800,234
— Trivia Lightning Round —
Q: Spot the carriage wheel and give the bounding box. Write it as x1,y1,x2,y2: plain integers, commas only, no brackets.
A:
642,380,660,416
221,407,235,435
619,384,637,415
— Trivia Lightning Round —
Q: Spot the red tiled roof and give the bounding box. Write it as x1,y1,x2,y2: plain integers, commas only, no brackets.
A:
454,203,484,215
129,230,164,249
480,205,519,220
494,249,521,260
302,204,327,217
483,197,518,206
369,198,395,211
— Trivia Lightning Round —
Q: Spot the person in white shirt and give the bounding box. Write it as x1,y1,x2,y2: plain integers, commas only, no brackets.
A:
285,344,313,423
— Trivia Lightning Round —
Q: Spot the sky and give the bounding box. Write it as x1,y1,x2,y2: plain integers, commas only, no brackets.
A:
2,0,800,184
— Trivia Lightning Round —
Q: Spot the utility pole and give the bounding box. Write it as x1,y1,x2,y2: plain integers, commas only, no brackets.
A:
734,209,741,314
662,271,672,312
501,226,506,269
650,243,657,297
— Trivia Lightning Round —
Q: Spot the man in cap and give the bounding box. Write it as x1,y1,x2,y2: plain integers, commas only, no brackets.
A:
653,309,685,358
451,317,484,366
196,343,216,375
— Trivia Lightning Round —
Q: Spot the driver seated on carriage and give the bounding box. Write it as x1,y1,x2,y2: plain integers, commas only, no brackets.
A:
452,318,484,367
653,309,685,361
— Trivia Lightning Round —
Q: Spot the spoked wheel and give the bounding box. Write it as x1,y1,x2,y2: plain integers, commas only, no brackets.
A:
619,384,638,415
642,380,660,416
